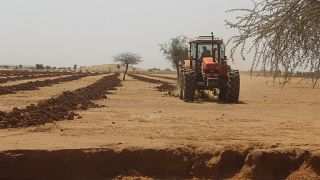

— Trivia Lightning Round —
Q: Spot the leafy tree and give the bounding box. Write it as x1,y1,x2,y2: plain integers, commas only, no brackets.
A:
113,52,142,80
159,35,188,82
73,64,77,71
116,64,121,72
226,0,320,87
18,65,23,70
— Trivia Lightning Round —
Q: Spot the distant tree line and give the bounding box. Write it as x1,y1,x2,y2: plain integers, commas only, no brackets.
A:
34,64,78,72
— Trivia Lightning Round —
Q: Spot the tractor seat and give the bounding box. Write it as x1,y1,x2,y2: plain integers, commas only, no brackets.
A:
202,57,218,71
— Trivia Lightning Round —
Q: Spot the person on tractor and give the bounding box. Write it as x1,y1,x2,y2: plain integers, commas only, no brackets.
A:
200,46,211,60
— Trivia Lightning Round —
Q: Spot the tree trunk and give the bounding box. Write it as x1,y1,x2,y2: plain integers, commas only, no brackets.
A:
123,63,129,80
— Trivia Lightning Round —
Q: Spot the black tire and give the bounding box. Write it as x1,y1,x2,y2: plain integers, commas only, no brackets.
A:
218,70,240,103
179,86,184,100
182,71,196,102
179,74,184,100
218,86,227,101
226,70,240,103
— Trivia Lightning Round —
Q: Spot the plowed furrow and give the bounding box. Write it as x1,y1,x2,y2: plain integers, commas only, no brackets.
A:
0,73,121,128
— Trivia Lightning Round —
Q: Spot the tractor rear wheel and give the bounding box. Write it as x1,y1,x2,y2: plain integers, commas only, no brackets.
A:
182,71,196,102
218,86,227,101
226,70,240,103
218,70,240,103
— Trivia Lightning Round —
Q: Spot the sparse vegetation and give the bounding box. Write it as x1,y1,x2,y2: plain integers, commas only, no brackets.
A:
159,35,188,82
0,1,319,179
113,52,142,80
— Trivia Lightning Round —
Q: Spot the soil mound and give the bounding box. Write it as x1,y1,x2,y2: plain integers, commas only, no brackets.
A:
0,74,121,128
0,73,105,95
0,70,76,84
144,74,177,81
128,74,175,94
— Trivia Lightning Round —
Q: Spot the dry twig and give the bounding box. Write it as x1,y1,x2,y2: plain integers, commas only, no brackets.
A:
226,0,320,87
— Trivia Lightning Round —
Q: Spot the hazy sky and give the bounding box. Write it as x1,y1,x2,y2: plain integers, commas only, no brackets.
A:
0,0,253,70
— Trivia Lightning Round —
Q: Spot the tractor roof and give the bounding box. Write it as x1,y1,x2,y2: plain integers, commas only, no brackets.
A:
188,36,224,44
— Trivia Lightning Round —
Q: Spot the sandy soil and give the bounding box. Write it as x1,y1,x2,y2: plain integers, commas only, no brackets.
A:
0,74,319,151
0,74,107,112
148,73,177,78
0,73,319,179
0,75,71,86
82,64,145,72
137,74,176,84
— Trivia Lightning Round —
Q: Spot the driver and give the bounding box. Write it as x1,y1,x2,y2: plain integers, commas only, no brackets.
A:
200,46,211,60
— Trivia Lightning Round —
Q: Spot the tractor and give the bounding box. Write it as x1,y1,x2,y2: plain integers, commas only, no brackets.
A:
179,33,240,103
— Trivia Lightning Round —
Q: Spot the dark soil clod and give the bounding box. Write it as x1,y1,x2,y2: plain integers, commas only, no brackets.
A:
128,74,175,94
0,73,121,129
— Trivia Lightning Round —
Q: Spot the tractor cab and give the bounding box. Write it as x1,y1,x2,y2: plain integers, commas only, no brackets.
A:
188,36,226,68
183,34,229,87
179,33,240,103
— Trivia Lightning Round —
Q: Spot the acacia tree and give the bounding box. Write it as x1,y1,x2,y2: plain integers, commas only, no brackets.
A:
113,52,142,80
159,35,188,82
227,0,320,87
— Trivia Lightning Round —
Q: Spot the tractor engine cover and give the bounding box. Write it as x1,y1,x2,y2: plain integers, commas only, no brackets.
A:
201,57,218,72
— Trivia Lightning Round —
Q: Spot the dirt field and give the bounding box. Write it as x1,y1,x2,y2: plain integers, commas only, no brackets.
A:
0,73,319,179
0,74,107,111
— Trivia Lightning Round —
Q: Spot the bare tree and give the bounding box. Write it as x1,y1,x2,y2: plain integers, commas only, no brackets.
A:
159,35,188,82
113,52,142,80
226,0,320,87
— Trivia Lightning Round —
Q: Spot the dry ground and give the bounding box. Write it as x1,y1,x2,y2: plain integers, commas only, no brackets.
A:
0,74,71,86
0,74,107,112
0,73,319,150
0,73,319,179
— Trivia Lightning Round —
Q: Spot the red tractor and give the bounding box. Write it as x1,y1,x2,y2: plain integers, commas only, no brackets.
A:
179,33,240,103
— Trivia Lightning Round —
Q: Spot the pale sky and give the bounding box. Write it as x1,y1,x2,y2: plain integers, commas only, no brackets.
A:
0,0,253,70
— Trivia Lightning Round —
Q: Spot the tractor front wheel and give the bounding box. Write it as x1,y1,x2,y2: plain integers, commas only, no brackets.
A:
179,75,184,100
